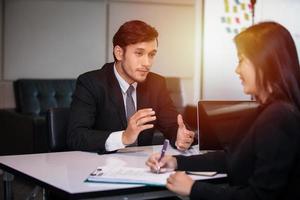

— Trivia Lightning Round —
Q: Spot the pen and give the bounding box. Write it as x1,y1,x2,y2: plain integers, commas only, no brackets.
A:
157,139,169,173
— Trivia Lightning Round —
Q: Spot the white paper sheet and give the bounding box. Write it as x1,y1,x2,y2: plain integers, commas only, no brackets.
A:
86,166,173,186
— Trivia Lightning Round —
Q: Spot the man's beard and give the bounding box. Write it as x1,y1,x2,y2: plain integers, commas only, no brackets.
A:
121,62,147,83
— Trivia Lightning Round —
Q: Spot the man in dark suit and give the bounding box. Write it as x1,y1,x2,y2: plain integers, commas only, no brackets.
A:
67,20,194,154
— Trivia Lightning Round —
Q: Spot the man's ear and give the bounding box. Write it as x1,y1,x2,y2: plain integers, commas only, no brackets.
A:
113,45,124,61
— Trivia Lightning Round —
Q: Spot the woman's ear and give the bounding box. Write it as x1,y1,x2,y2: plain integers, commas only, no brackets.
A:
113,45,124,61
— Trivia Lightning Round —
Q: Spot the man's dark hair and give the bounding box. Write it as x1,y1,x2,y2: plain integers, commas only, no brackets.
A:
113,20,158,60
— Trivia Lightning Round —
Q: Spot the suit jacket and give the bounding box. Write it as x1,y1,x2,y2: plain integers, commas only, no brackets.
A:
67,62,179,153
176,100,300,200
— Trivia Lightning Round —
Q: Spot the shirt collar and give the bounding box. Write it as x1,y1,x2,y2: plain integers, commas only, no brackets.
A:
113,63,137,94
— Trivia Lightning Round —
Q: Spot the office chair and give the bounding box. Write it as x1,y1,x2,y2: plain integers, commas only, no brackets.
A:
47,107,70,152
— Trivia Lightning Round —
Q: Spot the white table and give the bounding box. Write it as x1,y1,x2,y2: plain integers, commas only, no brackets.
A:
0,145,226,200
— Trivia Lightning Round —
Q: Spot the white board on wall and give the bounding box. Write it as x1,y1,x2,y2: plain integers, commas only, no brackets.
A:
107,2,195,78
202,0,300,100
4,0,107,79
202,0,252,100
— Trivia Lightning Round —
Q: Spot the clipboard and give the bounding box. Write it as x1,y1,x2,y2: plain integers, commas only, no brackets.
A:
86,166,173,186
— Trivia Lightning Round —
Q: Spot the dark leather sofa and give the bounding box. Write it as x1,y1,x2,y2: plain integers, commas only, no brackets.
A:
0,79,76,155
0,78,196,155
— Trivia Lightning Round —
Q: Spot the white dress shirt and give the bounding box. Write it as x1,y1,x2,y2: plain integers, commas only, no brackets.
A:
105,64,137,151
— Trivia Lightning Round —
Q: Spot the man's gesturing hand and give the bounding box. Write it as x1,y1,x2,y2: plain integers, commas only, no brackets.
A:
175,114,195,151
122,108,156,145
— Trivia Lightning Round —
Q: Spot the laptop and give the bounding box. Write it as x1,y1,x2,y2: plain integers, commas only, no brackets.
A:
197,100,259,151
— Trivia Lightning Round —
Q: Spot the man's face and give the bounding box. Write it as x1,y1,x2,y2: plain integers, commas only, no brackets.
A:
114,39,157,84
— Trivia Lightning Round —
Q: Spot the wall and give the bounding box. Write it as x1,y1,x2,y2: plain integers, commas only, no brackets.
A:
2,0,198,105
4,0,107,79
0,80,15,108
4,0,299,103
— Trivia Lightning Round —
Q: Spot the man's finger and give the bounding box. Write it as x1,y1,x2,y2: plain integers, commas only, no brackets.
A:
137,115,156,126
132,109,155,121
177,114,185,129
178,136,193,143
139,124,154,131
186,131,195,138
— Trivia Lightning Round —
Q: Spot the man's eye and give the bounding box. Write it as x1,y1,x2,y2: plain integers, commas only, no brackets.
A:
149,53,156,58
135,52,143,56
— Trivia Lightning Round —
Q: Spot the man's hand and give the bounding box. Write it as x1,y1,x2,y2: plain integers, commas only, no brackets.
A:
176,114,195,151
122,108,156,145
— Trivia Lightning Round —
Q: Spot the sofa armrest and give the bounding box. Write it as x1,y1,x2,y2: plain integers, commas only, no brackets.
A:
0,109,49,155
0,109,35,155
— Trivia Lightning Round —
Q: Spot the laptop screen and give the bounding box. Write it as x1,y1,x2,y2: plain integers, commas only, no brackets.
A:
197,100,259,150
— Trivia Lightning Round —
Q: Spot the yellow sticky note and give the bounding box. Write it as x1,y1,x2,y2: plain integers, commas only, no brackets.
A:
244,13,249,21
241,3,246,10
233,6,238,13
224,0,229,12
227,17,232,24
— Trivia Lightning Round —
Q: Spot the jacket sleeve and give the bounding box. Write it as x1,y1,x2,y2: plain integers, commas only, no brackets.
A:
67,74,111,153
175,151,227,172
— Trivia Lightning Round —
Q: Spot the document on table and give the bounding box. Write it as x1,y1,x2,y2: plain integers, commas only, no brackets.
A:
86,166,173,186
86,166,221,186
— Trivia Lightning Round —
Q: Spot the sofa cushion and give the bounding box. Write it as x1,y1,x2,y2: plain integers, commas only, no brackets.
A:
14,79,76,116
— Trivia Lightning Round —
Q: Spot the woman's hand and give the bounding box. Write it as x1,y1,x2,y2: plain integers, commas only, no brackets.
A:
166,171,194,196
145,153,177,173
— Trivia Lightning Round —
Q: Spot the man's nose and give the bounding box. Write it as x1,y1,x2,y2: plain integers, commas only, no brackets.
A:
142,56,151,67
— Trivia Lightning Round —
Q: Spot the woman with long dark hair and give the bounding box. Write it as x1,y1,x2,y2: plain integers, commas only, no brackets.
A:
146,22,300,200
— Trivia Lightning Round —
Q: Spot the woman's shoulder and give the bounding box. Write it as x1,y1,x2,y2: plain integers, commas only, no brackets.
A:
263,100,299,115
257,100,300,125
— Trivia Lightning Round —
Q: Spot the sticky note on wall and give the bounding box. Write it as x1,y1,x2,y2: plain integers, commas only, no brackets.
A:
244,13,249,21
241,3,246,10
235,0,240,4
233,5,238,13
226,27,231,33
224,0,229,12
227,17,232,24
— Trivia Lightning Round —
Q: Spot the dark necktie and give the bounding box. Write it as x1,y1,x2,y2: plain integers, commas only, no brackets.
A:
126,85,137,146
126,85,135,121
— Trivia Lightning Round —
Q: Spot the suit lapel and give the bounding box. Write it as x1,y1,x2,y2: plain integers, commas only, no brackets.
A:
106,64,127,128
137,82,150,110
136,81,152,145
